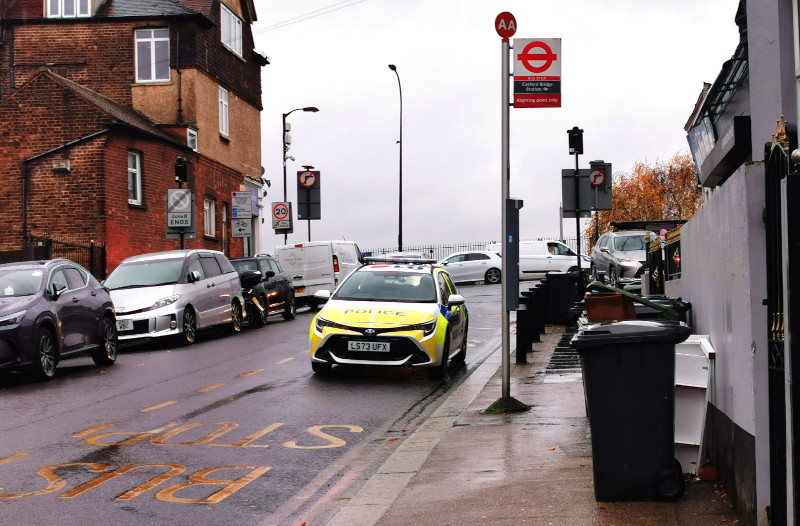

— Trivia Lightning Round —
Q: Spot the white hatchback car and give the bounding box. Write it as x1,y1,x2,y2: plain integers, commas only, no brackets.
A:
104,249,246,344
439,250,502,284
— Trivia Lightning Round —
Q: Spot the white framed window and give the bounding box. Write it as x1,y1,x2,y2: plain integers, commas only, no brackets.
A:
135,29,170,83
219,87,229,136
48,0,90,18
128,151,142,206
220,4,243,56
204,196,216,237
187,129,198,151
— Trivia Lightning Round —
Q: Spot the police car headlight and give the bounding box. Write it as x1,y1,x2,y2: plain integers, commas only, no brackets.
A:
315,316,347,332
409,319,436,336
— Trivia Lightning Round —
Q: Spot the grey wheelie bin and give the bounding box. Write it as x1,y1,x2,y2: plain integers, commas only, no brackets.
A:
571,320,692,501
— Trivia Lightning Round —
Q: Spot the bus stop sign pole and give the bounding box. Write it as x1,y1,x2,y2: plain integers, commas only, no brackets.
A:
488,12,530,414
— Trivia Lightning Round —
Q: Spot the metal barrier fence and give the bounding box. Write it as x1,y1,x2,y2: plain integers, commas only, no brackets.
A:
0,237,106,280
362,236,588,262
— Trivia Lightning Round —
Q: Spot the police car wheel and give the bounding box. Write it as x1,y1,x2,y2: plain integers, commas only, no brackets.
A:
453,324,468,363
429,335,450,379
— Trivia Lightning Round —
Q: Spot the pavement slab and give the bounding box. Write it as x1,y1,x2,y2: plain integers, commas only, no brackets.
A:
325,324,739,526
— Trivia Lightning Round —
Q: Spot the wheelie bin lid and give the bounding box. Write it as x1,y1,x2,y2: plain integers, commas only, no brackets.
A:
570,320,692,350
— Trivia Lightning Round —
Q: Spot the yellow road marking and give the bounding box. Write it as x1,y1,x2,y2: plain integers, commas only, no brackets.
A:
276,357,294,365
141,401,178,412
197,383,224,393
71,423,115,438
0,452,30,466
239,369,264,377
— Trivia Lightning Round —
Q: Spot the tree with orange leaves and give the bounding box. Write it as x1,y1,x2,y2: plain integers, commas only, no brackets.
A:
584,153,702,246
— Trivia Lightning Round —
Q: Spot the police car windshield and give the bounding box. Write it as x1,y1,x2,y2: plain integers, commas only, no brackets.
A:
333,271,436,303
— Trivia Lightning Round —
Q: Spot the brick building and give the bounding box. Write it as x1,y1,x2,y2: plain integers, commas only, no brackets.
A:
0,0,267,273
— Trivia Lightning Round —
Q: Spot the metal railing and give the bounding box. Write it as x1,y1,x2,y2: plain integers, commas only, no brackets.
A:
362,236,588,262
0,237,106,280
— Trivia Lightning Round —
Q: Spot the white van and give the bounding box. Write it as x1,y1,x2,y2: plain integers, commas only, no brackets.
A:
275,241,363,309
486,240,590,280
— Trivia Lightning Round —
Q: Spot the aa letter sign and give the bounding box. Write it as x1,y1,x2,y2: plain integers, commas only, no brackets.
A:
513,38,562,108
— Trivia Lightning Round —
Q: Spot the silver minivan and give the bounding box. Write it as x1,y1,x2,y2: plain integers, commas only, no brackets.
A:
104,249,246,343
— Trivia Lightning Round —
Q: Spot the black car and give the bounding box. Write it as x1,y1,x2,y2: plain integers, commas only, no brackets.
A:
0,259,118,379
230,255,296,326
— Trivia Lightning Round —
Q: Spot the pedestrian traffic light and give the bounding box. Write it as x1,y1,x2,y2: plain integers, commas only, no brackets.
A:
567,126,584,155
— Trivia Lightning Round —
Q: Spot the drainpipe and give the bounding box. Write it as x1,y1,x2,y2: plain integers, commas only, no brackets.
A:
20,160,28,252
176,23,183,124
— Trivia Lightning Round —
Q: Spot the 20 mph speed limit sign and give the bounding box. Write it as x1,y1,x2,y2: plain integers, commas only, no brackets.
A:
272,202,292,231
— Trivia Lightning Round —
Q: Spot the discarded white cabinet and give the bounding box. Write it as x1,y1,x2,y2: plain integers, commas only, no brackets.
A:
674,335,715,475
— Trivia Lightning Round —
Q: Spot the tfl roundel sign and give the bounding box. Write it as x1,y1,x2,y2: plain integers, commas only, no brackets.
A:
495,12,516,39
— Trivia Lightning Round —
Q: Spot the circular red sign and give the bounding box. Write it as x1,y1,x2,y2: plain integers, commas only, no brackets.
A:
518,41,558,74
298,171,317,188
495,12,516,38
590,170,606,187
272,203,289,220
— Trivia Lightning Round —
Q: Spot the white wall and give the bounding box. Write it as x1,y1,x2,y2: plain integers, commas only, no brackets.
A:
667,162,767,433
665,161,770,524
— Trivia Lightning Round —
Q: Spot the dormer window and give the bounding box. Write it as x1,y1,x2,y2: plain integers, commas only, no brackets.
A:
220,5,243,57
48,0,90,18
187,129,198,151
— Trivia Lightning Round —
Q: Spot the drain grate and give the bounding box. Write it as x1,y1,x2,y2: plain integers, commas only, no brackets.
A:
546,328,581,374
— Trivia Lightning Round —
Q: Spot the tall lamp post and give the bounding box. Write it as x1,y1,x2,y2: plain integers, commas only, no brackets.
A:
282,106,319,244
388,64,403,251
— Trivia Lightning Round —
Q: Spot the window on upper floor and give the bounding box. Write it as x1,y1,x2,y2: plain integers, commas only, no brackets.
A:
48,0,90,18
220,4,243,57
135,29,170,83
219,87,229,137
187,129,198,152
204,196,216,237
128,151,142,206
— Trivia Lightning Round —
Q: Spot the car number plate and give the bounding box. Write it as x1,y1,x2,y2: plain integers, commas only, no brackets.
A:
116,319,133,331
348,341,390,352
295,287,305,294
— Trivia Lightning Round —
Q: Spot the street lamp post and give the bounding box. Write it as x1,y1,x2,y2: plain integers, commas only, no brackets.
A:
388,64,403,252
282,106,319,244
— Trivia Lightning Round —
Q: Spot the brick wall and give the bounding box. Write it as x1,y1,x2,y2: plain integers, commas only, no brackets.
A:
2,17,262,113
0,72,246,267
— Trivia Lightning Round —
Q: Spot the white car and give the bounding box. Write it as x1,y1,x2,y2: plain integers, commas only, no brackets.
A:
486,240,590,280
438,250,502,284
104,250,246,343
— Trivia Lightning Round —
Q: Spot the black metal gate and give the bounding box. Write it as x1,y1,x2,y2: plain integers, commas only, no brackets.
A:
765,139,791,525
0,238,106,280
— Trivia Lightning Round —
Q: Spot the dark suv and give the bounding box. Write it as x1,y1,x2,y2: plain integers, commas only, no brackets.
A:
230,254,295,326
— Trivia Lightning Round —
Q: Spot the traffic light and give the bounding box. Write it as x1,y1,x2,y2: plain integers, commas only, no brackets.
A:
175,157,189,183
567,126,584,155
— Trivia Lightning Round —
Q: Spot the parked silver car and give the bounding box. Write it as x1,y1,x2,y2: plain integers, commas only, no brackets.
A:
439,250,502,284
590,231,655,287
104,250,245,344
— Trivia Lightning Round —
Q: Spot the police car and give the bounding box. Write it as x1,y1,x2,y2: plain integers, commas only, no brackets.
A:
309,258,468,378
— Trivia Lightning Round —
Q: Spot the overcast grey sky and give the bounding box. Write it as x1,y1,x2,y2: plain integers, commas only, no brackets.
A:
253,0,740,252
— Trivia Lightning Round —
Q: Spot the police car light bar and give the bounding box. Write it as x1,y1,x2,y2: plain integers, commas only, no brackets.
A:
363,257,438,265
